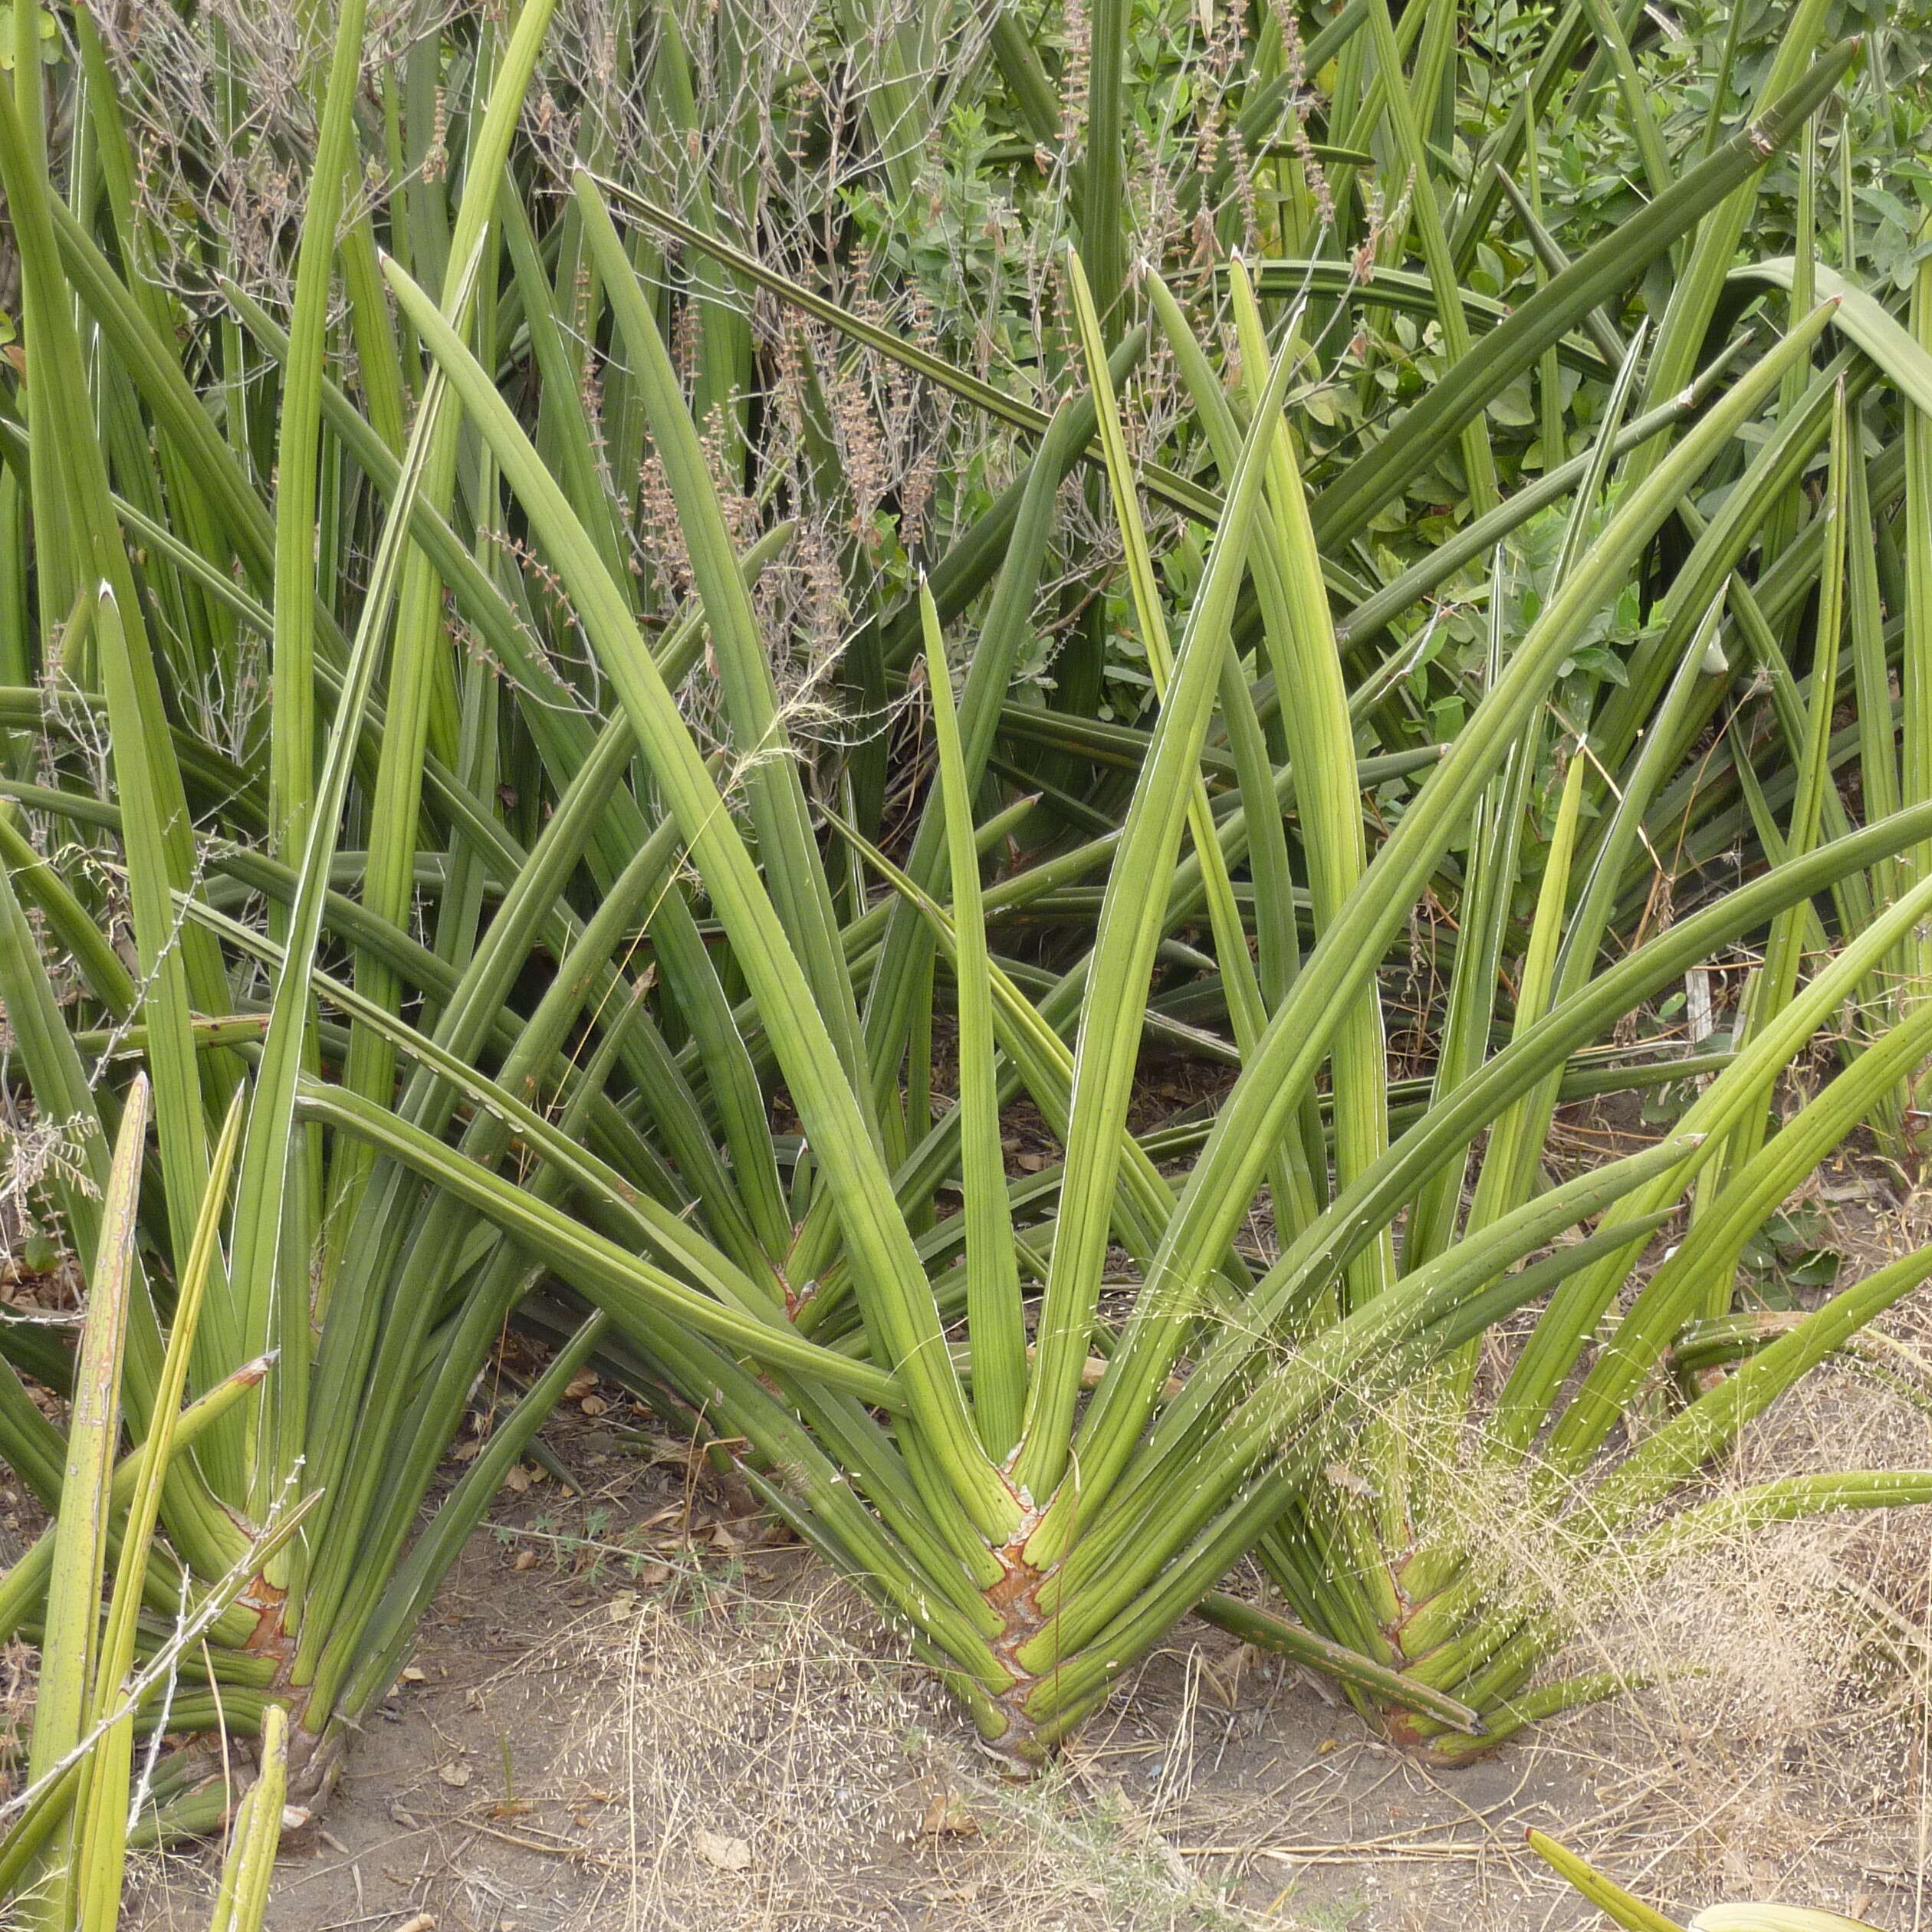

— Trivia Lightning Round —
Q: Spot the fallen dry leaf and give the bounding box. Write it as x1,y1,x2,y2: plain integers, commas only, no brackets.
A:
579,1394,609,1417
693,1827,752,1873
921,1793,980,1838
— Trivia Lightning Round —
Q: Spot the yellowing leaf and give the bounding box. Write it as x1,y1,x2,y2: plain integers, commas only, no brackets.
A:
1692,1911,1882,1932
